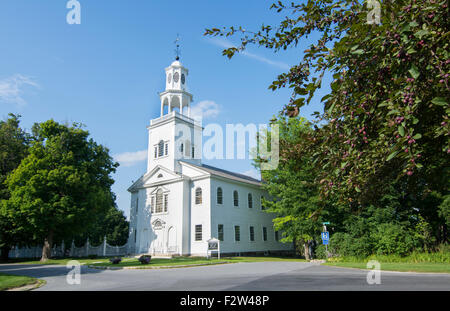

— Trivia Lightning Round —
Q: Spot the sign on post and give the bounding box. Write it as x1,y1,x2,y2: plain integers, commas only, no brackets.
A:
321,231,329,245
207,238,220,259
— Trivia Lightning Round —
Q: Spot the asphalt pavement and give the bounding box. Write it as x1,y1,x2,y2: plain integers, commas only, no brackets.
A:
0,261,449,291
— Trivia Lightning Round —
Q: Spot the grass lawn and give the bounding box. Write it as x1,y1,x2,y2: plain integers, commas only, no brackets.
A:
323,261,450,273
90,256,307,268
1,256,306,267
0,273,42,291
1,257,113,265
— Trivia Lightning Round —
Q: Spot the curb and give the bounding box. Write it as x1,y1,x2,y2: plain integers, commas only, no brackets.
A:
7,279,46,291
88,261,232,270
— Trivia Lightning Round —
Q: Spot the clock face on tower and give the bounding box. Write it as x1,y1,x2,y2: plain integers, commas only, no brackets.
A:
181,73,185,84
167,73,172,83
173,72,179,83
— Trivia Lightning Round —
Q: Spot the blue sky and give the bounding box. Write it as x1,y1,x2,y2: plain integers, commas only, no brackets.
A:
0,0,327,219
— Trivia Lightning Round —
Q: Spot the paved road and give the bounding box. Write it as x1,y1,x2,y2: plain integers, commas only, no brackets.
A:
0,262,449,291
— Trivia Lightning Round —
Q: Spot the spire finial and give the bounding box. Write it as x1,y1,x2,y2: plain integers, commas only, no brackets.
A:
174,34,181,61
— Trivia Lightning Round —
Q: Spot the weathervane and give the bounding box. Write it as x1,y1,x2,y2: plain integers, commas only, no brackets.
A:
174,34,181,60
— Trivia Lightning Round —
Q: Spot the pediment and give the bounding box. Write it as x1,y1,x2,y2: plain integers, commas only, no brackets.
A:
128,165,182,192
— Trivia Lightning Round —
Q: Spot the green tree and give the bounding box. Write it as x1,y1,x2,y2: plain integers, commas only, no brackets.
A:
254,116,326,259
5,120,118,261
205,0,449,206
74,203,129,247
0,114,31,260
206,0,449,250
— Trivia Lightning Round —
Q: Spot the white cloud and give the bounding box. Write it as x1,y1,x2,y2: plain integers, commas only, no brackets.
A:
190,100,220,121
114,149,147,167
208,38,290,71
0,74,39,106
242,169,261,180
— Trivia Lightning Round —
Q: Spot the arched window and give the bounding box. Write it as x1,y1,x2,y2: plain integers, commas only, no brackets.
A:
248,193,253,209
195,187,202,205
164,194,168,212
261,195,265,210
185,140,191,157
158,140,164,157
156,189,163,213
233,190,239,207
217,187,223,205
180,143,184,153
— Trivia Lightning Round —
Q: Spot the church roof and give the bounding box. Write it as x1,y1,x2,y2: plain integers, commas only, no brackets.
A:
179,161,262,186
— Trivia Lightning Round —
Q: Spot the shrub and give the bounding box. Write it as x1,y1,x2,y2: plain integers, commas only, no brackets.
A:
138,255,151,264
88,254,98,259
109,257,121,264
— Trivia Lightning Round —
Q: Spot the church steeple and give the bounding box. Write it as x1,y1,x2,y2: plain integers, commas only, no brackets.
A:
147,53,201,174
159,59,193,118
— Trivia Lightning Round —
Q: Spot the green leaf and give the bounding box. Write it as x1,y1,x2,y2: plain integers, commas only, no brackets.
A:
408,65,420,79
398,126,405,137
351,49,364,55
431,97,447,106
387,150,399,161
413,134,422,140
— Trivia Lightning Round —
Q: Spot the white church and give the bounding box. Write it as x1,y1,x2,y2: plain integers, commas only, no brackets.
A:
127,58,293,257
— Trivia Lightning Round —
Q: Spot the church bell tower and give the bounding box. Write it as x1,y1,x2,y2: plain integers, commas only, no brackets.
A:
146,50,202,174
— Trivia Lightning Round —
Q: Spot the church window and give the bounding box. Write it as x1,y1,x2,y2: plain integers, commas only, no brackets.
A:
233,191,239,207
164,194,168,212
165,143,168,156
248,193,253,209
217,187,223,205
195,187,202,205
185,140,190,157
263,227,268,241
156,189,163,213
151,196,155,213
218,224,224,241
158,140,164,157
261,195,265,210
134,229,137,242
249,226,255,241
154,147,157,159
234,226,240,242
192,146,195,158
275,231,279,242
195,225,202,241
136,197,139,214
157,174,163,178
180,143,184,153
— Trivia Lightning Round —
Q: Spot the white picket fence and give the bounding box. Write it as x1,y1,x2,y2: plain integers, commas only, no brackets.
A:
8,237,130,259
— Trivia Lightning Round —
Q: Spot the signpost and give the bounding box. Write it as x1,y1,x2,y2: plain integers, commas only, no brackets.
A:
207,238,220,259
321,222,330,257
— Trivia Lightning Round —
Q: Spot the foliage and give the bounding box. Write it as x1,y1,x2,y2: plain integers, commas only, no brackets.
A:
4,119,118,260
0,114,32,258
109,257,122,264
206,0,449,256
253,115,331,257
73,203,129,247
205,0,449,205
139,255,151,264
